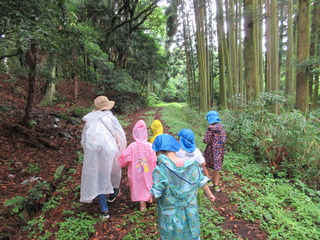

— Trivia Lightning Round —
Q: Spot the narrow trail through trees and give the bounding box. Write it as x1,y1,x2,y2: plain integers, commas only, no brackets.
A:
90,107,267,240
0,75,267,239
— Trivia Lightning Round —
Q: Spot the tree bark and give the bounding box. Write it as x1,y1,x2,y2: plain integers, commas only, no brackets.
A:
222,0,232,104
22,42,38,126
194,0,210,111
270,0,279,113
216,0,227,108
72,49,79,101
182,7,192,107
243,0,258,102
285,0,295,97
40,56,57,106
295,0,310,113
257,0,264,93
309,0,320,109
265,0,272,92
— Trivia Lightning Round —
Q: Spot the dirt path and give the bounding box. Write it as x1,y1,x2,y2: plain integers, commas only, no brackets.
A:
0,75,267,239
0,100,267,239
214,178,267,239
90,107,267,240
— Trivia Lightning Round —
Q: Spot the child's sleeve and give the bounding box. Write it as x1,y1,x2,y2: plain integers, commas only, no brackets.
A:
203,126,214,144
147,142,157,169
190,164,209,187
118,145,132,167
151,151,157,169
150,166,167,199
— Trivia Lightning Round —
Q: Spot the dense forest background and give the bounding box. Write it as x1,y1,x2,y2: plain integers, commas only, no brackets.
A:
1,0,319,119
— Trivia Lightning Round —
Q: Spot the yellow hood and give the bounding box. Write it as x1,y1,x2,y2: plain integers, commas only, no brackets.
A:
150,120,163,143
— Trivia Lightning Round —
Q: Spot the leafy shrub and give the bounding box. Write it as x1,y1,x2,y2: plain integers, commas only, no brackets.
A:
146,92,160,107
0,104,14,113
71,107,91,118
55,212,98,240
4,196,28,215
4,180,53,220
94,68,143,113
27,163,41,173
223,107,320,189
162,104,320,189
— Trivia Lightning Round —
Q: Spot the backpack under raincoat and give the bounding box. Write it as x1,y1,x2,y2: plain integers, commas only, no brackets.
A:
80,110,127,203
118,120,157,202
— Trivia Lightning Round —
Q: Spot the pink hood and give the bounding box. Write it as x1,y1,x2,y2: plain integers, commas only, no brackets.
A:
133,120,148,143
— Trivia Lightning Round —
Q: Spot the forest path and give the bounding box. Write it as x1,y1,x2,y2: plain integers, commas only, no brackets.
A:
90,107,267,240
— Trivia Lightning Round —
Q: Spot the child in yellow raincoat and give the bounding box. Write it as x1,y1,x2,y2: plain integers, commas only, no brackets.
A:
149,119,163,143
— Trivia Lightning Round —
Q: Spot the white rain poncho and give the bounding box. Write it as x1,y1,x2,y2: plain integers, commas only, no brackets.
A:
80,110,127,203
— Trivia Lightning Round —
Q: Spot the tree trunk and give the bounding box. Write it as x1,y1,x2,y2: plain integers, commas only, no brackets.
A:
224,0,233,102
265,0,272,92
208,1,217,106
183,15,192,106
188,6,198,105
72,49,79,101
278,3,285,84
285,0,295,97
270,0,280,113
295,0,310,113
194,0,210,112
22,42,38,126
181,0,194,107
313,14,320,109
309,0,320,109
257,0,264,93
237,0,244,102
40,56,57,106
229,0,239,96
243,0,258,102
216,0,227,108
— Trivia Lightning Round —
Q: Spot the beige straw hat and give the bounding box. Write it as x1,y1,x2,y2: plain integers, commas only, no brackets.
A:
93,96,115,111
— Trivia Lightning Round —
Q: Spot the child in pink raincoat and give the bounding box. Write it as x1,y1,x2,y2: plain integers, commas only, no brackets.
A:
119,120,157,211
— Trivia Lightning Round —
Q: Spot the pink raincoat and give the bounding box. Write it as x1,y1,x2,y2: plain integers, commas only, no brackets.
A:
119,120,157,202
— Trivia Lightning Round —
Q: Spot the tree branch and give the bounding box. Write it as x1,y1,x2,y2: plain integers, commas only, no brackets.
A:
0,50,21,61
108,0,159,34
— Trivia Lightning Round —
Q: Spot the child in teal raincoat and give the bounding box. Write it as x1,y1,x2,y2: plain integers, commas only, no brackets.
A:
151,134,215,240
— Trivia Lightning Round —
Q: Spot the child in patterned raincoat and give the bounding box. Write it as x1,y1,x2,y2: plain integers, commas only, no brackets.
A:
151,134,216,240
119,120,157,211
203,111,226,192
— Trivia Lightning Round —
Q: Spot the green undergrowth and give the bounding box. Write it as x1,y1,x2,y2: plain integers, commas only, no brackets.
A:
224,153,320,240
160,104,320,240
121,207,159,240
199,197,238,239
121,197,238,239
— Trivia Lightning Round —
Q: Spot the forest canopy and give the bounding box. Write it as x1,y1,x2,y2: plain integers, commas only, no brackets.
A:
0,0,319,120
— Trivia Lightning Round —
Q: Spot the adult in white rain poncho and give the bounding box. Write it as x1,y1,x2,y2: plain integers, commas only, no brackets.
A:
80,96,127,219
